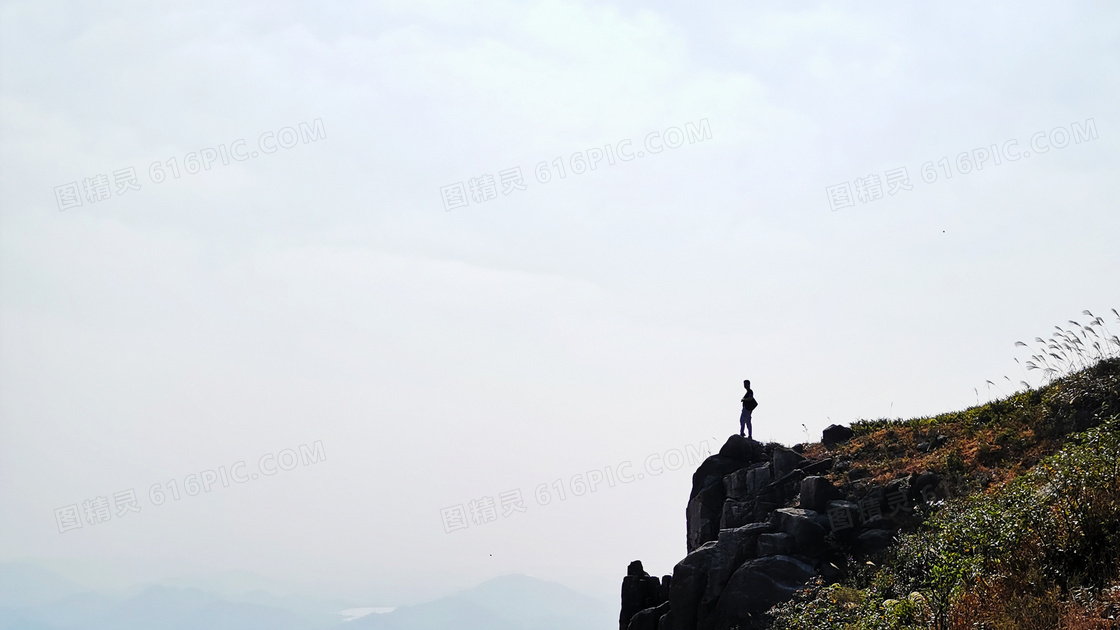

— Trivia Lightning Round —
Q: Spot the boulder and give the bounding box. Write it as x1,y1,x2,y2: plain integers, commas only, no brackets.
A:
756,532,795,557
909,471,941,503
824,500,859,534
720,499,755,530
765,470,805,511
707,555,816,629
665,542,716,630
854,487,886,519
717,521,772,547
697,539,756,628
798,458,834,475
621,573,661,630
627,601,670,630
629,560,649,576
688,455,756,551
818,556,845,583
718,435,766,463
847,467,870,481
772,448,807,480
822,424,854,446
687,481,728,552
861,516,898,530
723,462,772,500
691,455,753,500
855,529,895,557
883,478,912,520
770,508,828,558
666,525,763,630
752,499,780,524
799,476,841,513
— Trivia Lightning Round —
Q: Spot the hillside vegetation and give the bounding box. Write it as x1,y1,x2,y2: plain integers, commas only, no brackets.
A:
766,355,1120,629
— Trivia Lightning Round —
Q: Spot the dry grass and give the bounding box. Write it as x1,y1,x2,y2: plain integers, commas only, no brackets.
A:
801,357,1120,501
948,571,1120,629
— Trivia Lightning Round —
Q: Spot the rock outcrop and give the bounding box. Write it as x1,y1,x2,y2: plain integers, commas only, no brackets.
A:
620,561,666,630
821,424,854,446
621,433,941,630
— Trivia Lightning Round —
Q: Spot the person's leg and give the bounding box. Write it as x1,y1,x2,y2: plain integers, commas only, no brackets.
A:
739,407,747,437
745,410,753,439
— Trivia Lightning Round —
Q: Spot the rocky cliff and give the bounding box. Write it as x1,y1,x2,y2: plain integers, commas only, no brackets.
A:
620,431,940,630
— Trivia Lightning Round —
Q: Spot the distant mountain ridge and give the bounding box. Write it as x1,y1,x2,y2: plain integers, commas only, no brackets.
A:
349,573,613,629
0,565,612,630
0,563,86,608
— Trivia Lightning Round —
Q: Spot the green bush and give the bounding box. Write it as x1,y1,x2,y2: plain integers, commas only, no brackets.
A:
766,578,929,630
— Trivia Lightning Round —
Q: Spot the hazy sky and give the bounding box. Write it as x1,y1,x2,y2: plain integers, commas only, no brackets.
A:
2,0,1118,608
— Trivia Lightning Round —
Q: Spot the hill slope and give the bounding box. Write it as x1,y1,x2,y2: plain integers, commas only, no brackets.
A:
768,357,1120,628
620,357,1120,630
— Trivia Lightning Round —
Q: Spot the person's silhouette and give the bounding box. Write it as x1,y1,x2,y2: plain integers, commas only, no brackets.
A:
740,380,757,439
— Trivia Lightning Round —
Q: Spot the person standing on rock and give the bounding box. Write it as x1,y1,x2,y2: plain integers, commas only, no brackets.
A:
740,379,758,439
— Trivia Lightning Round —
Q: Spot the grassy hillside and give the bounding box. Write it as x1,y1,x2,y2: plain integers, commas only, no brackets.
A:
804,356,1120,496
765,356,1120,629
